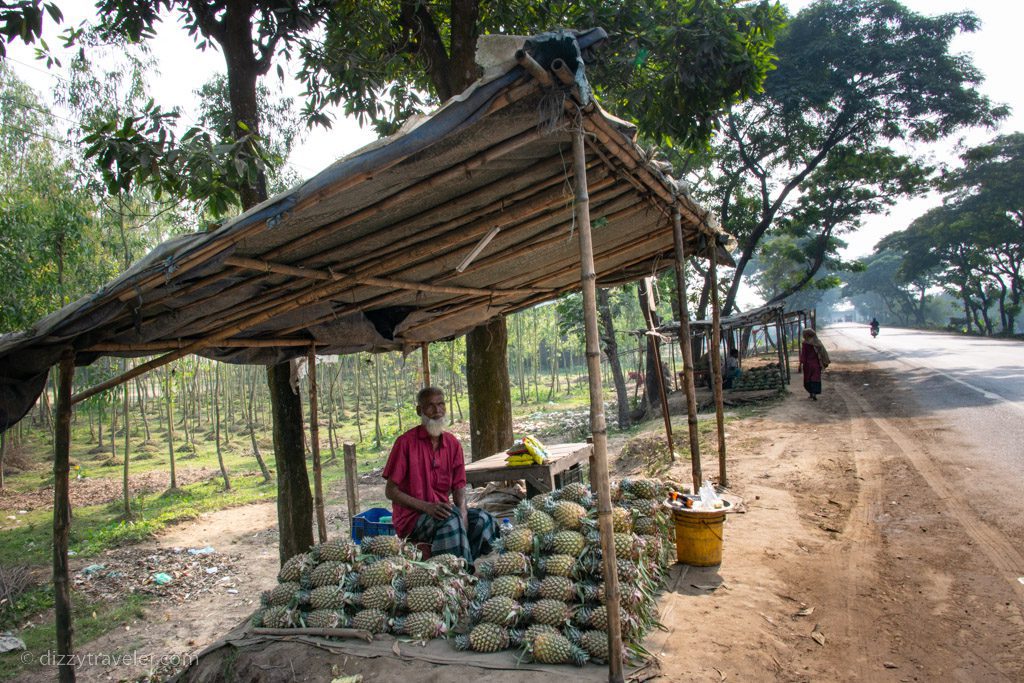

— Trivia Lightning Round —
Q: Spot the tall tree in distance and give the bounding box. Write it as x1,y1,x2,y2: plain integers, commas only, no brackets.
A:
705,0,1007,316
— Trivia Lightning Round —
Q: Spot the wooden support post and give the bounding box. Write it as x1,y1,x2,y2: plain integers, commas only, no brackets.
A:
672,210,702,491
308,347,327,544
54,351,75,683
781,314,792,384
421,343,431,388
775,312,787,385
343,442,360,522
707,242,728,488
642,278,674,460
572,120,624,683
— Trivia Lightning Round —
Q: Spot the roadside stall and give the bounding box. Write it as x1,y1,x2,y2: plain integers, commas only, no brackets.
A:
0,29,732,682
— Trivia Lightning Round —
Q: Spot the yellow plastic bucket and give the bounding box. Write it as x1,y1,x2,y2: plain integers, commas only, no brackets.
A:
672,507,726,566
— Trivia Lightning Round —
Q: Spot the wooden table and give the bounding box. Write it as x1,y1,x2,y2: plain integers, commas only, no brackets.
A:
464,442,593,496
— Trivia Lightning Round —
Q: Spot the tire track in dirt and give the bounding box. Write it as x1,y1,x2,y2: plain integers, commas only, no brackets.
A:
841,380,1024,606
807,378,883,681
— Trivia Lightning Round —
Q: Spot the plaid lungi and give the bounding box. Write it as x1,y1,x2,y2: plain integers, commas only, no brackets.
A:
410,508,497,566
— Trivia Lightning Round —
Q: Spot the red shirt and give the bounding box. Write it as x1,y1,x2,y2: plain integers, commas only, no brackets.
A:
382,425,467,538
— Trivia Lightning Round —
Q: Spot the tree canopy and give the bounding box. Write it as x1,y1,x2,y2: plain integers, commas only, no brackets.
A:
704,0,1007,315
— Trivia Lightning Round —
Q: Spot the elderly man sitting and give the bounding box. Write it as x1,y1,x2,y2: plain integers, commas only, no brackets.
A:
382,387,496,565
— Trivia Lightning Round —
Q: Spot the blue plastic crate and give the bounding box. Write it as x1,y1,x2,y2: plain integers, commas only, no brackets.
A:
351,507,395,544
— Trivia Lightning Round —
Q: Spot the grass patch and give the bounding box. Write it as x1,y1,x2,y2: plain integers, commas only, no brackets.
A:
0,591,147,681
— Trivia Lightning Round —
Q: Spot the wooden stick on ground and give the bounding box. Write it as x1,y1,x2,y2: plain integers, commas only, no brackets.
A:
251,627,373,642
571,115,625,683
308,346,327,544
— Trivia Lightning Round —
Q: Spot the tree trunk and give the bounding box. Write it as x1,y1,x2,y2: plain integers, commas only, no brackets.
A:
267,362,313,564
214,364,231,490
247,367,271,482
165,366,177,490
466,318,513,462
637,280,663,411
598,288,630,429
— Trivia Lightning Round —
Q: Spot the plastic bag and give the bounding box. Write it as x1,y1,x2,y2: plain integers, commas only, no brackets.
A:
697,481,723,510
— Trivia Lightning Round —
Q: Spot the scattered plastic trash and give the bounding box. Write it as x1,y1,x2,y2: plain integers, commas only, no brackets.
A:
0,635,26,654
205,567,219,574
226,589,238,594
187,546,215,555
152,573,173,585
82,564,106,576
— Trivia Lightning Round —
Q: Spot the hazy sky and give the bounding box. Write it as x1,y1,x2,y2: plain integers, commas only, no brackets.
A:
5,1,1021,264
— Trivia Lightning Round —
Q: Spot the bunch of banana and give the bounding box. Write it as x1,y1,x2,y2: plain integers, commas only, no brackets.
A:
505,436,548,467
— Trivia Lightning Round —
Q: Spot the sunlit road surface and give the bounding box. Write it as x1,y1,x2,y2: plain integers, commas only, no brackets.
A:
822,322,1024,480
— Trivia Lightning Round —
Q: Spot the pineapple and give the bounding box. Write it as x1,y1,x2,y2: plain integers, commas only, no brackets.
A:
315,539,358,563
309,585,346,610
406,586,447,613
475,596,521,626
464,623,512,653
531,492,552,508
548,530,586,557
529,631,589,666
308,561,348,588
611,506,633,533
630,478,664,500
575,604,626,631
525,509,556,536
351,608,390,633
303,609,351,629
493,551,531,576
500,526,535,555
539,554,576,578
550,500,588,530
614,532,638,560
358,559,398,588
521,623,560,645
393,611,446,640
633,515,658,536
527,599,573,627
261,581,300,607
489,575,527,601
537,576,577,602
405,564,442,589
362,534,400,557
359,584,400,612
278,552,312,582
261,605,299,628
428,553,466,574
557,482,590,505
578,629,612,662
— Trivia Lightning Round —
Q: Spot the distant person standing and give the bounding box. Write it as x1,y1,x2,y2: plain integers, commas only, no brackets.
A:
798,329,831,400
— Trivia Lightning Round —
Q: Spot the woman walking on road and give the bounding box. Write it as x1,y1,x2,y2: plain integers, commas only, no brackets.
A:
799,329,831,400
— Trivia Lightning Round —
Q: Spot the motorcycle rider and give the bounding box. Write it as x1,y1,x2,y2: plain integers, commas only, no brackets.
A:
870,317,880,336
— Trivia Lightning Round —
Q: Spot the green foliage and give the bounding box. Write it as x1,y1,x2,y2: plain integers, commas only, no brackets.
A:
704,0,1007,314
301,0,785,149
0,0,62,59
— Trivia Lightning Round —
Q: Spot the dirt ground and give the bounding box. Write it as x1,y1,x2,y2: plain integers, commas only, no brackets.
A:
15,348,1024,682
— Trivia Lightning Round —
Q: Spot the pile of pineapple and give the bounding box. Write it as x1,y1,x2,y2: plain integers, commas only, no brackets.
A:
251,534,476,641
456,478,675,667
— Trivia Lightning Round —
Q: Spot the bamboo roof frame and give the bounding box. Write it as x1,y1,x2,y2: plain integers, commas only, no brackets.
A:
0,28,728,428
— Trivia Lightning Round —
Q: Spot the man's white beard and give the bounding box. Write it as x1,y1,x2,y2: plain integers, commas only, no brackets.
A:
422,415,445,438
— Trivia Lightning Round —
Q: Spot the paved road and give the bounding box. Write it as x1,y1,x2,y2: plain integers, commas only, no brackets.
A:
822,322,1024,528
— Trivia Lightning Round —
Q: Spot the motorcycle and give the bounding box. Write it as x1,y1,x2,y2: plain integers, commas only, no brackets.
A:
870,324,879,338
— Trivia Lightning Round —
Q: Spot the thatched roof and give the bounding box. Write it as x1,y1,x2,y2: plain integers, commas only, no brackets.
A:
0,28,728,430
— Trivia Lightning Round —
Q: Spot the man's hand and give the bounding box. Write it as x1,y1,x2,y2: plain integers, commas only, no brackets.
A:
422,501,455,520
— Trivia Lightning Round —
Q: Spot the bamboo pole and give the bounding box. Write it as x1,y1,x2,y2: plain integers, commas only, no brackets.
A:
641,277,674,460
775,311,787,386
515,49,553,87
343,442,360,522
86,339,319,352
308,347,327,544
571,118,624,683
672,209,702,491
421,343,430,387
707,240,728,488
53,350,75,683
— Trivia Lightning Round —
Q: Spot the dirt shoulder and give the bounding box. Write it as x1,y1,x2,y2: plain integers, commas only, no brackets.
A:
16,348,1024,682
